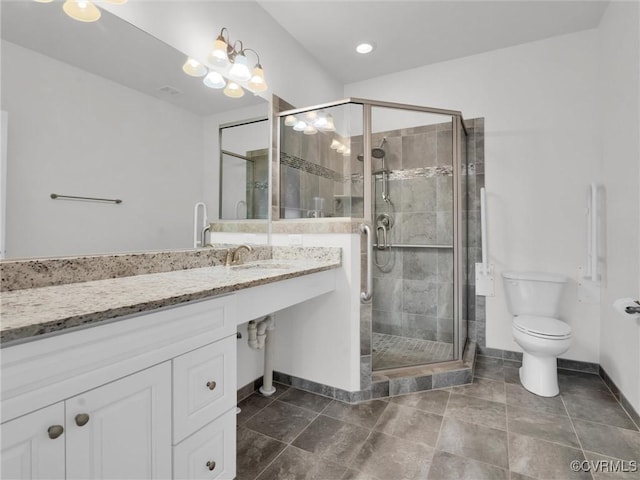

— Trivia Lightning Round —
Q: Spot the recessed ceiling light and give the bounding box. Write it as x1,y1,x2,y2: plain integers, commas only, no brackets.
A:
356,43,375,54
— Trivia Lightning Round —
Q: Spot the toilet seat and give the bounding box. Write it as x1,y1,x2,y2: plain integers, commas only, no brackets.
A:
513,315,572,340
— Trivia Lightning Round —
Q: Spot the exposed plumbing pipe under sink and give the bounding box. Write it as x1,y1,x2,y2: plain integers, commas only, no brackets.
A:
247,315,276,396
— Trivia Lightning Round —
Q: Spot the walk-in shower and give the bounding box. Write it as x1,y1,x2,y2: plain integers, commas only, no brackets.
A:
278,98,474,376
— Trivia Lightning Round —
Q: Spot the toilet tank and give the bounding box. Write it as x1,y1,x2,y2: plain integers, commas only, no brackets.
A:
502,271,568,317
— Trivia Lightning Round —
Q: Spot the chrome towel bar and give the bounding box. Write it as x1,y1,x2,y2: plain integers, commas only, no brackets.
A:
50,193,122,204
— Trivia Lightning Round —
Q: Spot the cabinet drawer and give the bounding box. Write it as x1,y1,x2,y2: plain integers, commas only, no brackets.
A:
173,409,235,480
172,335,236,443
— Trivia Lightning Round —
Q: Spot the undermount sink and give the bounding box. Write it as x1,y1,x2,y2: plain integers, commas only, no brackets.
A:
229,263,292,271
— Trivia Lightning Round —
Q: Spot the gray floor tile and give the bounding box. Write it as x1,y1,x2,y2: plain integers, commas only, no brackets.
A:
505,383,567,417
256,445,347,480
390,389,450,415
278,388,333,413
563,390,638,431
508,432,590,480
558,371,610,396
436,417,509,469
445,393,507,430
504,366,520,385
507,404,580,448
323,399,388,429
236,427,287,480
584,452,640,479
352,431,434,480
374,402,443,447
237,393,275,426
427,450,509,480
573,419,640,461
292,415,370,465
245,400,317,443
475,361,505,381
341,469,380,480
510,473,537,480
450,377,506,403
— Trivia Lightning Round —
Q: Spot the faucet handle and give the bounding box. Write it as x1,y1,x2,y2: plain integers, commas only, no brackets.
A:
224,249,234,267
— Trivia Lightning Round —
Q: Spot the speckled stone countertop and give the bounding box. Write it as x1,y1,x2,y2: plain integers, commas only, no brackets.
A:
0,247,341,345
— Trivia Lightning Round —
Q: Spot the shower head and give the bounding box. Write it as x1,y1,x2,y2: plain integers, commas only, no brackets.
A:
356,138,387,161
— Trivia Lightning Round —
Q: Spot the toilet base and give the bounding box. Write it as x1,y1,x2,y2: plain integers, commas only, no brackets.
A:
519,352,559,397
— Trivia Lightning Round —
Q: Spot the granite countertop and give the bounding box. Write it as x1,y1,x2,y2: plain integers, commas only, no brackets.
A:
1,253,340,345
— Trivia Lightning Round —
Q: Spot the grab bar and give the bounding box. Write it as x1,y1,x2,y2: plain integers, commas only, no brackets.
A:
480,187,488,275
360,223,373,302
193,202,208,248
589,182,598,282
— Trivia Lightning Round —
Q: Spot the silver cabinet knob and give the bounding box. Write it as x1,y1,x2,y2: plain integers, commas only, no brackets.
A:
75,413,90,427
206,461,216,471
47,425,64,439
206,381,217,391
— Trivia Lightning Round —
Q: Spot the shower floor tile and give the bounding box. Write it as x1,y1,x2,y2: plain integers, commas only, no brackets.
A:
372,332,453,370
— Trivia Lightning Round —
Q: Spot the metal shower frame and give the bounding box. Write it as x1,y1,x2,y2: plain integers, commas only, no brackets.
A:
277,97,468,362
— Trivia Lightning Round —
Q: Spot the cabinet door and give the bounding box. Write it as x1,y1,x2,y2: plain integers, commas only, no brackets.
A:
66,363,172,480
0,403,65,480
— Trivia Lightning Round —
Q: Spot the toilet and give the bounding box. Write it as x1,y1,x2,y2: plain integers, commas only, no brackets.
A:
502,271,571,397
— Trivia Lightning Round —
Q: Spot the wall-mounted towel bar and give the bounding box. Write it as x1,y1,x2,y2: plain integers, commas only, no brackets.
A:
50,193,122,204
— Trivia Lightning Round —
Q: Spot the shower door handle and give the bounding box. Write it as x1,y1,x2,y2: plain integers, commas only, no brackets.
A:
360,223,373,302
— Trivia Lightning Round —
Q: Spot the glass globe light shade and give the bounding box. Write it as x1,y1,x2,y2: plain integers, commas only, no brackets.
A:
182,58,207,77
203,71,226,89
223,81,245,98
63,0,101,22
293,120,307,132
228,54,251,82
209,38,230,68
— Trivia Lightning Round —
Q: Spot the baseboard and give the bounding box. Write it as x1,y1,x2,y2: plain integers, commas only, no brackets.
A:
477,345,599,374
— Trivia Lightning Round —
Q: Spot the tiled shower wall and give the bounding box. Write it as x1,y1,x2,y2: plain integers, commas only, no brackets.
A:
367,123,456,353
279,125,363,219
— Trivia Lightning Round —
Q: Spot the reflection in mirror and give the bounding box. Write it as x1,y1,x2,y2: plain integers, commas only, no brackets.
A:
0,1,268,259
220,119,269,220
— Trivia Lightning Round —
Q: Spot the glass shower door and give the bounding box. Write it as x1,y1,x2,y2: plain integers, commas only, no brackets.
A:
367,106,459,371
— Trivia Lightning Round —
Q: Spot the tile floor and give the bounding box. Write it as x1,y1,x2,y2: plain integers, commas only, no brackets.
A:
236,355,640,479
372,333,454,370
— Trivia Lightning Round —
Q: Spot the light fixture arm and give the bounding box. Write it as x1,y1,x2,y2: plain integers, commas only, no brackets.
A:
216,27,229,43
243,48,262,67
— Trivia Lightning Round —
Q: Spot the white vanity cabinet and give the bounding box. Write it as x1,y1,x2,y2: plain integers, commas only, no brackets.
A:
1,295,237,480
1,363,172,480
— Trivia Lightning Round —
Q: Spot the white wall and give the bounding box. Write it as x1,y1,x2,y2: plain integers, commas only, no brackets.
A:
103,1,343,109
346,30,602,363
598,0,640,414
237,233,362,392
1,41,204,258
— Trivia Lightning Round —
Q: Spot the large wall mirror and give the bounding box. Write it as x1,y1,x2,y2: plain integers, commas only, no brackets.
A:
0,1,269,259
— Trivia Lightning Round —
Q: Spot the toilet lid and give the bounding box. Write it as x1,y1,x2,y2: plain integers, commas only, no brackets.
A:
514,315,572,338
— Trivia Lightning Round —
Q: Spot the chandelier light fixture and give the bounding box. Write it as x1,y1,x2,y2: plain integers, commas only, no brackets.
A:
183,27,268,98
35,0,128,23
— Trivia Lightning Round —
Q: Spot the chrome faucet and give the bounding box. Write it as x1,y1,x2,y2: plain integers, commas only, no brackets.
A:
200,224,211,247
225,244,253,266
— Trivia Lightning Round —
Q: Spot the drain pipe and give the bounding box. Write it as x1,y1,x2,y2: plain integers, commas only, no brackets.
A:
247,315,276,396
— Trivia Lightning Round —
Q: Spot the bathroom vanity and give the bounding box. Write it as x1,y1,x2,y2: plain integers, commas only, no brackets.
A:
0,248,340,479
